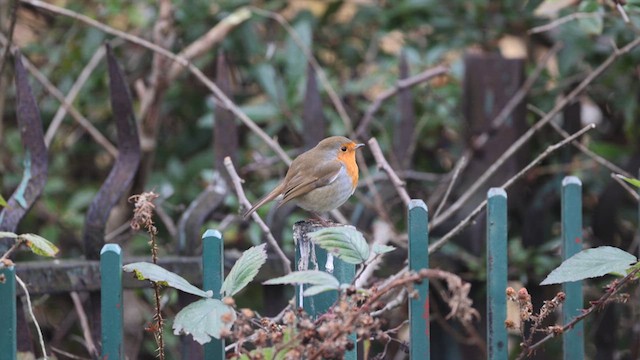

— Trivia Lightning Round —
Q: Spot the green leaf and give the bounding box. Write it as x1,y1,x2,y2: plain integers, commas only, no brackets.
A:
303,284,339,296
264,270,340,288
616,174,640,189
173,298,236,344
221,243,267,297
540,246,637,285
309,227,369,264
21,233,59,257
372,244,396,255
0,194,7,207
123,262,212,298
0,232,18,239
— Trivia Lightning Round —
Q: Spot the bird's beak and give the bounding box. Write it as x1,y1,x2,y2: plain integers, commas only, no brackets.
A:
355,143,365,149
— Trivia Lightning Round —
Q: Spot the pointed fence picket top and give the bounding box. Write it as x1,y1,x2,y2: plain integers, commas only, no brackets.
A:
101,244,123,359
83,44,141,260
408,199,429,359
561,176,585,360
202,230,225,359
487,188,508,360
0,53,48,253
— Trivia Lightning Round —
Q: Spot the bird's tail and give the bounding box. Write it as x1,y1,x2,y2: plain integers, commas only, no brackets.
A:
243,184,283,218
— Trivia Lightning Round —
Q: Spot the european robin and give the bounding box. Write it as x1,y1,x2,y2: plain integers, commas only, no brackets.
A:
244,136,365,218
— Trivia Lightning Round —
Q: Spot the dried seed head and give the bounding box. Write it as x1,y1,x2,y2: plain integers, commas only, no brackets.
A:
223,297,236,306
505,319,516,329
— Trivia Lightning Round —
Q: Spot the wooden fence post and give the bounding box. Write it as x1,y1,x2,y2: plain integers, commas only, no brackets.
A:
0,265,16,360
487,188,508,360
294,221,356,359
202,229,225,359
408,200,429,359
561,176,584,359
101,244,123,360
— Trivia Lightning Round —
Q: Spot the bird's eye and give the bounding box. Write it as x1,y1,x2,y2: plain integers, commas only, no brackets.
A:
341,146,347,152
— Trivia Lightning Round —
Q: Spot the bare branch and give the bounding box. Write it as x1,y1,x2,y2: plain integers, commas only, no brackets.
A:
429,124,596,253
432,35,640,230
250,7,355,135
433,156,466,219
527,104,631,177
45,46,107,147
20,0,292,165
0,33,118,157
224,157,292,274
368,137,412,207
528,12,601,34
70,291,98,358
355,65,449,138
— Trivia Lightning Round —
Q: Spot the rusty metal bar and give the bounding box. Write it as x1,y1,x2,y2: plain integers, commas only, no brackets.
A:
0,53,48,252
82,44,141,260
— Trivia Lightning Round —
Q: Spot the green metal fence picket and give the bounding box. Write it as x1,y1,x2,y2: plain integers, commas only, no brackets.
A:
0,264,16,360
409,199,430,359
561,176,585,359
487,188,508,360
101,243,123,359
202,229,225,359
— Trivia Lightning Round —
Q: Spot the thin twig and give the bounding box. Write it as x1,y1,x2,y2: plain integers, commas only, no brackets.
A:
70,291,98,358
432,35,640,230
0,238,23,264
20,0,292,165
45,46,107,147
433,156,466,219
167,7,250,80
528,103,631,177
0,32,119,157
16,275,48,359
519,267,640,358
616,3,630,23
50,346,92,360
429,124,596,253
432,43,562,229
0,0,18,76
611,173,640,202
355,65,449,138
224,156,292,274
528,12,602,34
250,7,355,135
368,137,412,207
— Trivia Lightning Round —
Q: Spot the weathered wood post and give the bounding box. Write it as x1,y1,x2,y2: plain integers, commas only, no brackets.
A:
294,220,356,359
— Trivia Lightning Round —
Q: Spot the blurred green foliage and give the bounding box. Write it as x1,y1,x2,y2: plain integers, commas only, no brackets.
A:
3,0,640,357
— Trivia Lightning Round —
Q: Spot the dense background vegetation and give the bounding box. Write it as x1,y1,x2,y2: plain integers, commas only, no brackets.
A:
2,0,640,358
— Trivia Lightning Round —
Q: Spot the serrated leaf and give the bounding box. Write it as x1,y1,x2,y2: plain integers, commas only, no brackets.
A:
541,246,637,285
616,174,640,189
0,232,18,239
303,284,339,296
21,233,59,257
123,262,212,298
309,227,369,264
372,244,396,255
173,298,236,344
221,243,267,297
264,270,339,288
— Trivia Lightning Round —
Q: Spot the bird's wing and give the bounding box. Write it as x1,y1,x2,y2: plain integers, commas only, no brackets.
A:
280,160,343,205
